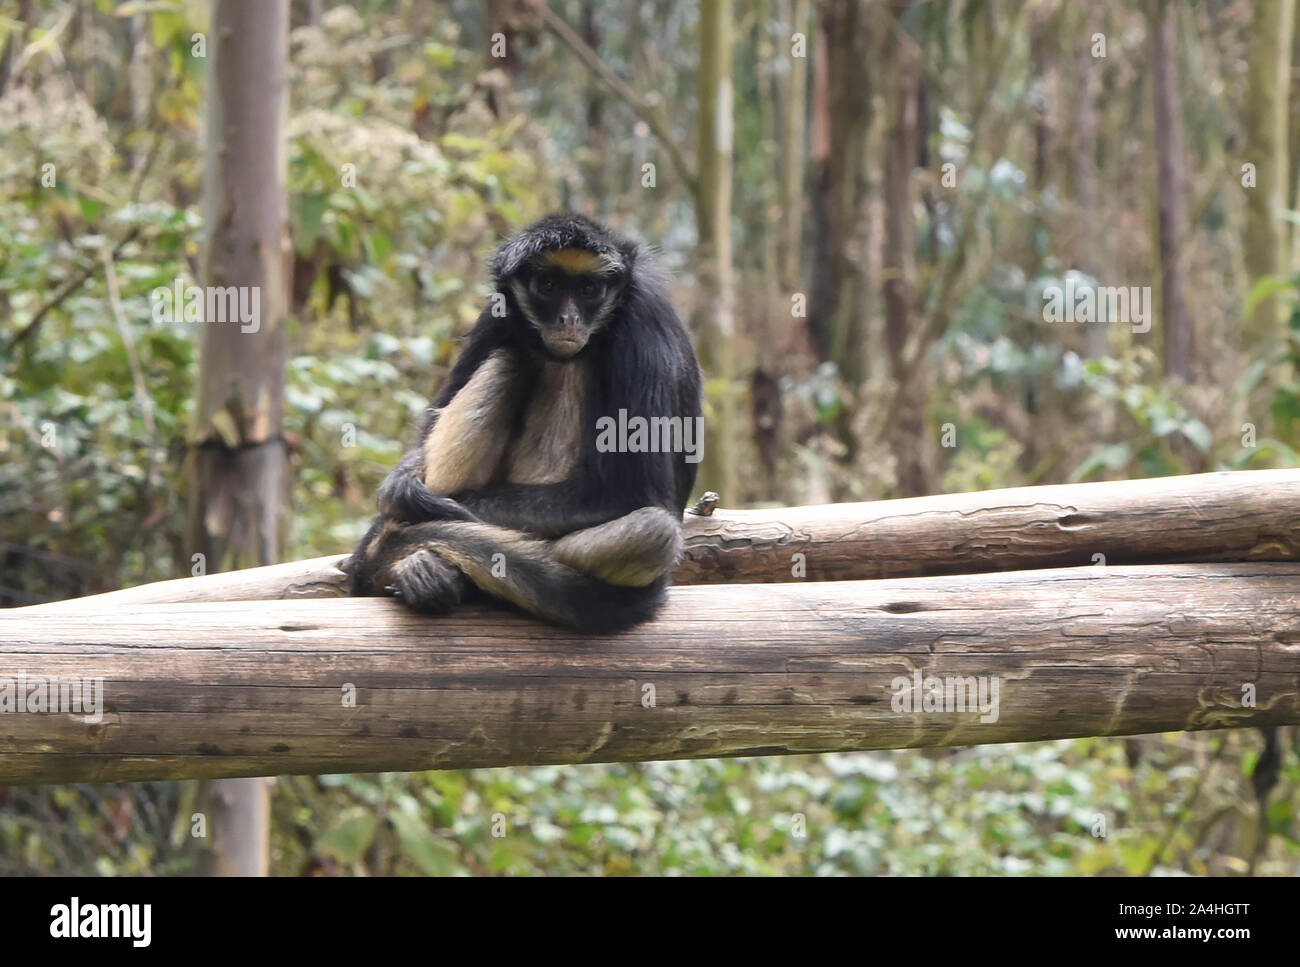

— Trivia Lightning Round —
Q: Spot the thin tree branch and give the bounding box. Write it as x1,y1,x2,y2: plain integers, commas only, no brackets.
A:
100,238,159,491
539,3,697,198
900,6,1022,371
1141,733,1227,875
8,3,71,80
3,226,141,355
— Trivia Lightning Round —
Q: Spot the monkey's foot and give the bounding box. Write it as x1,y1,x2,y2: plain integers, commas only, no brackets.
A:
385,549,473,615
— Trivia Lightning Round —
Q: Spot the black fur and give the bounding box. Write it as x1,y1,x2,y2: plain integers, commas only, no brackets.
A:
488,212,630,280
344,214,702,633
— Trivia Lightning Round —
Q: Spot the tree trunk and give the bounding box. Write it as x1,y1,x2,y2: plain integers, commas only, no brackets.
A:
754,0,786,494
826,0,872,385
188,0,292,878
882,0,929,496
808,0,870,380
1069,10,1107,360
1243,0,1295,351
693,0,737,504
1150,0,1194,380
778,0,809,291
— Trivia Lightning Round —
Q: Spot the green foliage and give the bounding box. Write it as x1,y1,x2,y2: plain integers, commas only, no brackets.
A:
266,733,1297,876
1070,354,1211,481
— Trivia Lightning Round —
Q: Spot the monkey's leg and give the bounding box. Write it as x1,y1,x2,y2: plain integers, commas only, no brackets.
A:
370,514,677,633
550,507,683,587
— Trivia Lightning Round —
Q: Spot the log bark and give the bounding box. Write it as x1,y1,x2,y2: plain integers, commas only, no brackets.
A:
679,468,1300,582
18,469,1300,611
2,563,1297,785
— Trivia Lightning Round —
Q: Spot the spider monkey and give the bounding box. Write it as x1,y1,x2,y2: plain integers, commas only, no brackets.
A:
343,214,703,633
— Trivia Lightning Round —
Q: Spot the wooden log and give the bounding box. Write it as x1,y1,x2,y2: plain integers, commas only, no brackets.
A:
678,468,1300,583
18,554,354,613
2,562,1297,785
18,469,1300,612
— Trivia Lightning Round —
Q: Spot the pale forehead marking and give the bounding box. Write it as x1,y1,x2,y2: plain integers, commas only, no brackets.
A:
542,248,609,275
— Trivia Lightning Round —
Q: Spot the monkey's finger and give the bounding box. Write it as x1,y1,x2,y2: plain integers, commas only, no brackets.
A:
388,549,471,615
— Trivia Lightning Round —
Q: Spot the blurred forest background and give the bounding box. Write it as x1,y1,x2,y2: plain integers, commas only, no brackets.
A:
2,0,1299,875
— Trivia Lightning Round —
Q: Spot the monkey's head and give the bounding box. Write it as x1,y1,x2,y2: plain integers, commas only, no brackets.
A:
491,213,632,361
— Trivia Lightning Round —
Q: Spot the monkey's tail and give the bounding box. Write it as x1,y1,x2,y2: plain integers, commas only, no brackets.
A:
388,521,668,634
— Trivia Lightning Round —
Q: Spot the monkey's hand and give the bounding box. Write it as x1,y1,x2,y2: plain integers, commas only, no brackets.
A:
343,515,474,612
384,548,474,615
376,452,482,524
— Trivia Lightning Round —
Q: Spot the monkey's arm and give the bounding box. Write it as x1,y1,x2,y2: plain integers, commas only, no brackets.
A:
450,481,643,538
377,451,481,523
378,323,528,524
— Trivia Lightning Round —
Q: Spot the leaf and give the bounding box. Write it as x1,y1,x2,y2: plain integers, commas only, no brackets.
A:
390,810,458,876
1236,357,1272,396
366,230,392,264
1069,443,1131,482
1245,275,1294,317
79,196,102,222
296,194,328,253
1272,388,1300,436
1178,418,1212,453
424,41,458,70
317,810,378,865
1254,439,1300,466
210,408,241,449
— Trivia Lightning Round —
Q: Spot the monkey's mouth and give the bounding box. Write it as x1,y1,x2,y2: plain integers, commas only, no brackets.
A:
544,333,587,357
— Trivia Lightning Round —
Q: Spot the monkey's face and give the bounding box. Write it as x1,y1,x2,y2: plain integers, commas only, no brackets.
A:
509,250,623,360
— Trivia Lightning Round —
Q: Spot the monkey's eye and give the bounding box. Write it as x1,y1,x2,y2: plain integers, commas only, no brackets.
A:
530,274,556,297
577,278,604,301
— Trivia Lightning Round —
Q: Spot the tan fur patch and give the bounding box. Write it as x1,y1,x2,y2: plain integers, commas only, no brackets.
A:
423,351,519,493
552,507,682,586
505,360,586,484
543,248,605,275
